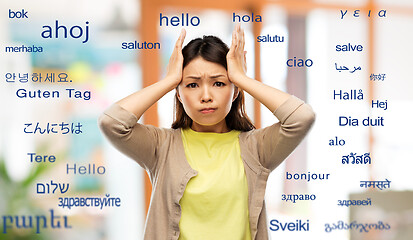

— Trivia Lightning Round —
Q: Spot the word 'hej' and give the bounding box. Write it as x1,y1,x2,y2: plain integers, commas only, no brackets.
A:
340,9,387,19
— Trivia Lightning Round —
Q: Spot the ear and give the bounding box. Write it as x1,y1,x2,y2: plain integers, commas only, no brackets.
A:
232,87,239,102
176,87,183,103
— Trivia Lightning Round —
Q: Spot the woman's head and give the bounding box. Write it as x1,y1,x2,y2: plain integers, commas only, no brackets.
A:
172,35,255,132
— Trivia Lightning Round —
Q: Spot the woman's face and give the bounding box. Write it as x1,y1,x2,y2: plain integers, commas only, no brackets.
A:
177,57,238,133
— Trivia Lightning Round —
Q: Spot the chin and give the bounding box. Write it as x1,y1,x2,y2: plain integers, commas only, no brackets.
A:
194,121,220,127
193,117,225,126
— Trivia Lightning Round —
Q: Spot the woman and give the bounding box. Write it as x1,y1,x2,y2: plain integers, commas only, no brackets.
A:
99,24,315,240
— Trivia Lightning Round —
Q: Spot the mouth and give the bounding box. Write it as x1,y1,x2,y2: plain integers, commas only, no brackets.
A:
200,108,216,114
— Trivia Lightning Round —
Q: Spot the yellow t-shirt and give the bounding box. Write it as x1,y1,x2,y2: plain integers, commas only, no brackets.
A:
179,128,251,240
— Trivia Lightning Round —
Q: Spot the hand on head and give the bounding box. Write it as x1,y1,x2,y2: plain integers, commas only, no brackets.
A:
166,25,247,89
227,23,247,85
166,28,186,87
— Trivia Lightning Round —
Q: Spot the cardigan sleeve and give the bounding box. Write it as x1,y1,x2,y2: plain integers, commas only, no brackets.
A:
251,95,315,171
98,103,167,174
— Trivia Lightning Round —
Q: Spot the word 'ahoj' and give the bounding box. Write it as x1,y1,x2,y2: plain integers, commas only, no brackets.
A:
41,20,89,43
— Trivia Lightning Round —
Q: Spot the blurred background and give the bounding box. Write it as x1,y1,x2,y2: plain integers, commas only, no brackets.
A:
1,0,413,239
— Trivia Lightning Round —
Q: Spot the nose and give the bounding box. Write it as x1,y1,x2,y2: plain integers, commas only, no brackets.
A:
200,85,212,103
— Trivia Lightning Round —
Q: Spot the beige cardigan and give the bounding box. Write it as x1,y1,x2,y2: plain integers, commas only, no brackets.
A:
98,95,315,239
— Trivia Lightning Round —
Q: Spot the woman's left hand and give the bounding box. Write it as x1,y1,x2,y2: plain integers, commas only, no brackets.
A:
227,24,247,85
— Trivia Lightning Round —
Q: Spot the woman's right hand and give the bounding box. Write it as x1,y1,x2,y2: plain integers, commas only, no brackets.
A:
166,29,186,87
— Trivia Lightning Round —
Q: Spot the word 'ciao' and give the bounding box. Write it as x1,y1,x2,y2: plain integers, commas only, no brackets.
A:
287,57,313,68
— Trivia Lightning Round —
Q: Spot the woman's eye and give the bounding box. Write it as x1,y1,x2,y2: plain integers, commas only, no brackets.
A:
186,83,198,88
214,82,225,87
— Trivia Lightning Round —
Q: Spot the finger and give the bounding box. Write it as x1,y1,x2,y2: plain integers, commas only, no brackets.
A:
230,26,236,49
174,29,185,52
244,51,247,71
235,24,240,48
240,26,245,51
228,26,237,56
178,28,186,49
236,23,244,53
235,24,241,51
235,24,243,53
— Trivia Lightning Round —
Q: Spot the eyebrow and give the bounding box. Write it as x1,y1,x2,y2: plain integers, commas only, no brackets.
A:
185,76,201,80
184,74,227,80
210,74,226,79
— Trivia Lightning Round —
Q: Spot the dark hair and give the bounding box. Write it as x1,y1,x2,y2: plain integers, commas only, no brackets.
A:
171,35,255,132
